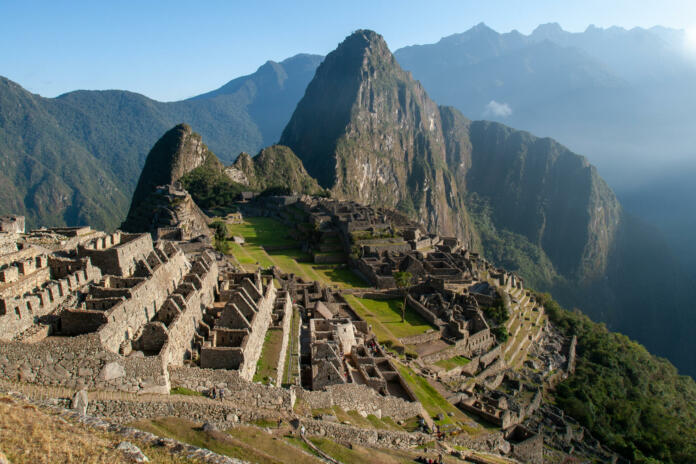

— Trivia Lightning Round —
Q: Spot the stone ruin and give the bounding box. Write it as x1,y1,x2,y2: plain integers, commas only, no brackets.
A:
0,215,25,234
198,270,281,380
0,225,219,393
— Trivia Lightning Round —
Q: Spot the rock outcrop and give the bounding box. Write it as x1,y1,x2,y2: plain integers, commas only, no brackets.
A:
127,123,220,216
122,124,216,237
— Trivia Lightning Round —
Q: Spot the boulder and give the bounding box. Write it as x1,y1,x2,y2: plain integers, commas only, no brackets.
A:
202,422,218,432
116,441,149,463
71,389,88,415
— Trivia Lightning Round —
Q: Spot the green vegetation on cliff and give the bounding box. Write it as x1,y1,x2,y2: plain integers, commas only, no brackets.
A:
180,164,244,211
538,292,696,463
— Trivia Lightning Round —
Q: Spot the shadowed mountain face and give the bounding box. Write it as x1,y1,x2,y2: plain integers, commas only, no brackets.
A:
280,30,696,377
125,123,220,217
0,54,323,230
121,123,219,237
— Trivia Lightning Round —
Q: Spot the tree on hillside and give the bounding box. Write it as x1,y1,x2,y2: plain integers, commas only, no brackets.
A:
393,271,412,323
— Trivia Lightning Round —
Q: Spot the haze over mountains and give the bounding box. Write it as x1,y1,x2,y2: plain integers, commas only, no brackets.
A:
1,23,695,376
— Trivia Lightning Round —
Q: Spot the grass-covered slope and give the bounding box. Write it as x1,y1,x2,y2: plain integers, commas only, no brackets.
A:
538,292,696,463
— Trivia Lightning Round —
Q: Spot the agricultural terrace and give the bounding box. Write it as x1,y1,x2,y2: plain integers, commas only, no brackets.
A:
222,217,368,289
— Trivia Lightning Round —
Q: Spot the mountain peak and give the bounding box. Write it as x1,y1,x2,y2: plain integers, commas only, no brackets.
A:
280,29,474,242
531,22,565,39
126,124,220,218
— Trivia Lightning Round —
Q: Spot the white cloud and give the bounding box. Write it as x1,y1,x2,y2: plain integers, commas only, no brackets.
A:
483,100,513,118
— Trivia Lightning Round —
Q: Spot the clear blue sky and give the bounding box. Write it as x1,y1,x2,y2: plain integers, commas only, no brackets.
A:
1,0,694,101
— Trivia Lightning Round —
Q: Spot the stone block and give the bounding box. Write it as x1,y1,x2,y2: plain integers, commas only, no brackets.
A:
98,361,125,381
72,389,88,415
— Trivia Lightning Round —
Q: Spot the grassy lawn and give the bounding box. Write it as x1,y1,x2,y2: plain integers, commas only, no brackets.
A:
223,217,369,288
309,437,405,464
282,306,301,387
434,356,471,371
268,249,368,289
344,296,436,339
396,364,467,427
253,329,285,384
343,294,402,348
309,437,464,464
225,217,298,248
170,387,203,397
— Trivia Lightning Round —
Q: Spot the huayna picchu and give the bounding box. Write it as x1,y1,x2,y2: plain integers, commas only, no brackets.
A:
1,20,696,464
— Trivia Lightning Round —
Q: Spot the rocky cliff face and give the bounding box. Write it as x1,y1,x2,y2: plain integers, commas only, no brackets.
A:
462,120,621,281
280,30,475,244
225,145,324,195
121,184,211,239
127,123,220,215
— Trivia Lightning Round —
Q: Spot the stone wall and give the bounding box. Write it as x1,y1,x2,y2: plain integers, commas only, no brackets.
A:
0,333,168,393
438,356,481,379
169,366,294,410
405,295,439,326
78,233,153,277
399,330,441,345
240,282,276,380
159,253,218,367
170,366,424,422
300,419,431,448
95,248,188,353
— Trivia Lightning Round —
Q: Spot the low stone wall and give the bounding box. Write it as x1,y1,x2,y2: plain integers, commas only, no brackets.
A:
169,366,294,410
0,333,168,393
300,418,430,448
479,345,502,368
405,295,439,326
438,356,481,379
295,383,424,421
170,366,423,422
475,358,507,382
312,253,346,264
399,330,441,345
422,340,472,364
